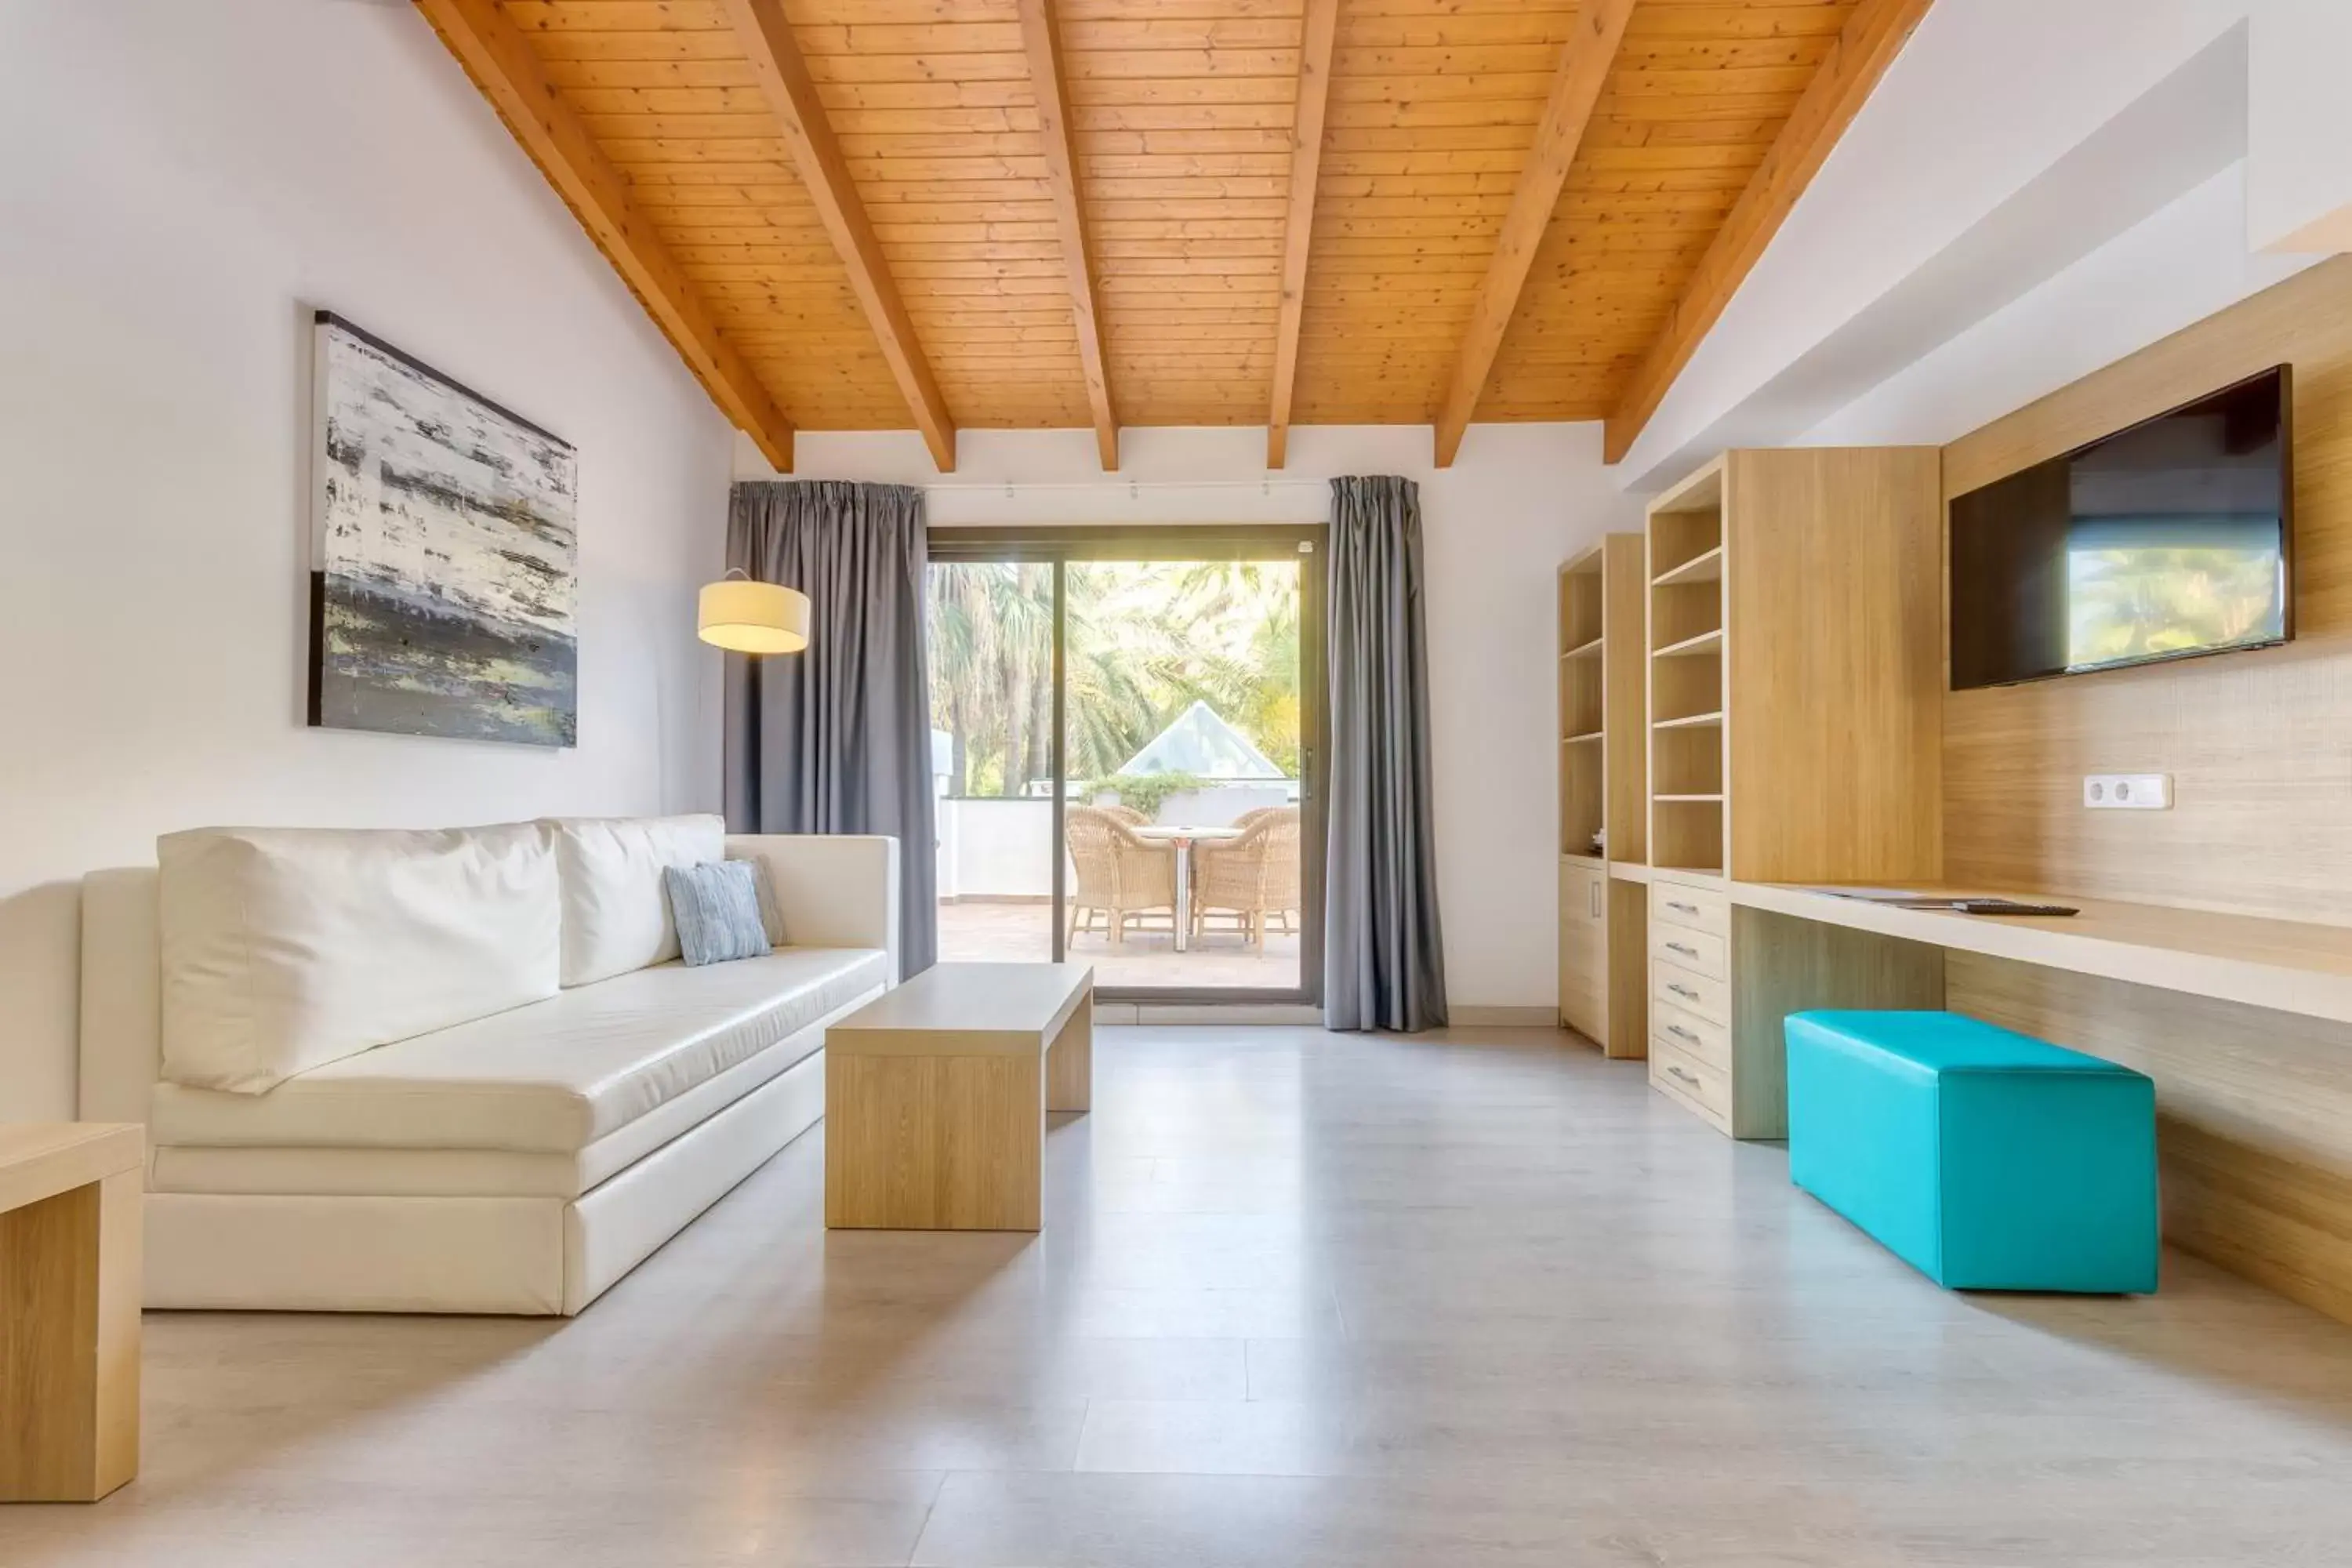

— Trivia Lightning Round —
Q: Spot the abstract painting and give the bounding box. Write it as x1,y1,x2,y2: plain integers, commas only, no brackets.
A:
308,311,578,746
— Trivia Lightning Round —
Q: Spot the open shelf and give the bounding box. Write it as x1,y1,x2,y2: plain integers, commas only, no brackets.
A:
1652,627,1722,660
1650,794,1725,873
1651,545,1723,587
1564,729,1605,744
1562,635,1605,661
1652,710,1723,732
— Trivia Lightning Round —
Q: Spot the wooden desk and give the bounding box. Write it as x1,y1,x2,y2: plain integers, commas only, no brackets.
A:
1731,882,2352,1025
825,964,1092,1231
1648,878,2352,1325
1,1123,143,1503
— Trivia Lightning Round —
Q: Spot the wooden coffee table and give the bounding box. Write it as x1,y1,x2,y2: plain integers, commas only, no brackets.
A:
824,962,1092,1231
2,1123,143,1503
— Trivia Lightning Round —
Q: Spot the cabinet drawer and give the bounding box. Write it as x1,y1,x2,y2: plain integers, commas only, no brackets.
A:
1651,1036,1731,1127
1650,923,1726,981
1651,884,1729,939
1650,998,1729,1074
1652,960,1727,1026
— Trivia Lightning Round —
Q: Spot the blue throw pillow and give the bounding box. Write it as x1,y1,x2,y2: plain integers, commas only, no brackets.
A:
663,861,774,967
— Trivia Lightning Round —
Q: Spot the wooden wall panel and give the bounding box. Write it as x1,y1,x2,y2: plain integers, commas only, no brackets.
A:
1942,258,2352,924
1949,953,2352,1327
1726,446,1943,884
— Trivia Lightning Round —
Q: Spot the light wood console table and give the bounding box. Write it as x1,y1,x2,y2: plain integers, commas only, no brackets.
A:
1,1123,143,1503
825,963,1092,1231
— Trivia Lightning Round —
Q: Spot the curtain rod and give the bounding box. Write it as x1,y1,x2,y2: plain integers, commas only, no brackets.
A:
910,477,1332,496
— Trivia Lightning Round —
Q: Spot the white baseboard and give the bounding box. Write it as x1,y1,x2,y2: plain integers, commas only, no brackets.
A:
1094,1001,1322,1026
1092,1002,1561,1029
1445,1006,1564,1029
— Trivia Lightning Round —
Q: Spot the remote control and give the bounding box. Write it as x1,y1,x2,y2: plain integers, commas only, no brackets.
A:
1951,898,2078,917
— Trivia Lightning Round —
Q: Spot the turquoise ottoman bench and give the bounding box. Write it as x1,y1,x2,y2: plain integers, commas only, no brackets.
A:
1785,1010,2158,1293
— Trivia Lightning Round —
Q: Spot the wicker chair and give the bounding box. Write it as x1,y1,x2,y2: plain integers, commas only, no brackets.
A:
1099,802,1151,827
1190,807,1302,949
1065,805,1178,946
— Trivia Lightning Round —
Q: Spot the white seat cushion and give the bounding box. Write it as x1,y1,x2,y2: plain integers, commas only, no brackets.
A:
149,946,886,1156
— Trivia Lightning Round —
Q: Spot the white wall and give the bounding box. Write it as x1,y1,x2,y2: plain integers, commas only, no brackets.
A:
2249,0,2352,252
1617,0,2259,489
741,423,1647,1012
1804,163,2316,447
0,2,735,1118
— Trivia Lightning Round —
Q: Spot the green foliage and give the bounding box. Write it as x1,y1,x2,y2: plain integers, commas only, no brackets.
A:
1082,771,1209,818
2066,546,2284,667
926,558,1303,799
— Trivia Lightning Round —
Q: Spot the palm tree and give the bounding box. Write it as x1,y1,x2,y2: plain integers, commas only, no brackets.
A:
926,557,1305,795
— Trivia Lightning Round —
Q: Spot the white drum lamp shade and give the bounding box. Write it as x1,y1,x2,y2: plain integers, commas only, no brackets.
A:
698,577,810,655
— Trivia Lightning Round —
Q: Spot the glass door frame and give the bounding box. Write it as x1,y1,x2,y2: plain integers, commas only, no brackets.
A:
927,522,1329,1006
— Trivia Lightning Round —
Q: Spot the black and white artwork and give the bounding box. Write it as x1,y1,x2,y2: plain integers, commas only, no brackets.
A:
308,312,579,747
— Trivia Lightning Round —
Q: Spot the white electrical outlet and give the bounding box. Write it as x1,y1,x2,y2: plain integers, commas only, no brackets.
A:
2083,774,2172,810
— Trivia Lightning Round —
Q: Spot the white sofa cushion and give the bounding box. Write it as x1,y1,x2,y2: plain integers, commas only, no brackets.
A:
149,946,887,1154
147,1036,837,1201
157,822,562,1094
549,814,727,987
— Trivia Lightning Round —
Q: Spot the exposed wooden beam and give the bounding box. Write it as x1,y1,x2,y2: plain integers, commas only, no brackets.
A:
1016,0,1118,471
1265,0,1341,471
413,0,796,471
720,0,958,472
1432,0,1637,470
1602,0,1937,465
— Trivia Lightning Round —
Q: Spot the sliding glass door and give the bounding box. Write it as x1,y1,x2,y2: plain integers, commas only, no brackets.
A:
925,527,1325,1003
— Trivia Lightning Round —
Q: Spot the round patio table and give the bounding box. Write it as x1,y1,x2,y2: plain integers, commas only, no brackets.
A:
1130,825,1244,953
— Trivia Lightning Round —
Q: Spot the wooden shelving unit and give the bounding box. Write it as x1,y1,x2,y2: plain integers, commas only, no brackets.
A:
1639,448,1944,1137
1646,461,1727,878
1557,537,1650,1059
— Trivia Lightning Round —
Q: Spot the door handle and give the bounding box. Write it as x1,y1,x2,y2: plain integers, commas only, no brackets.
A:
1589,881,1601,919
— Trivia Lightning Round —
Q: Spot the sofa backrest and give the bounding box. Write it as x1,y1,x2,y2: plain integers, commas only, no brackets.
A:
153,822,565,1094
546,814,726,987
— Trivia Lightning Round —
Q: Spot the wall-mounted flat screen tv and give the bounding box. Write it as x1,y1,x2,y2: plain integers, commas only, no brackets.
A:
1948,365,2292,690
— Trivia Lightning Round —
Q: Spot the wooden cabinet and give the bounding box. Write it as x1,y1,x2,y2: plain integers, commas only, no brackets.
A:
1558,859,1606,1042
1641,448,1946,1136
1557,535,1648,1058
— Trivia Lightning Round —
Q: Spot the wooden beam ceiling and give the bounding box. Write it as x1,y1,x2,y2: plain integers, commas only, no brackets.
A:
411,0,796,471
419,1,1901,455
1432,0,1639,469
1602,0,1939,465
1266,0,1340,472
1014,0,1118,472
719,0,959,473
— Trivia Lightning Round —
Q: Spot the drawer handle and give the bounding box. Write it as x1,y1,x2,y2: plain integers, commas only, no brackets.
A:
1667,1024,1700,1044
1668,982,1700,1002
1666,942,1699,959
1668,900,1699,916
1667,1066,1701,1088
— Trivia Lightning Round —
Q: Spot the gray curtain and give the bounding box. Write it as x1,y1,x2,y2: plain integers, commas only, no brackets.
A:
725,481,938,976
1323,475,1448,1032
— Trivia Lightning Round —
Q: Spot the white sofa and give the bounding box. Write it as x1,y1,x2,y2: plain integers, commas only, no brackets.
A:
78,818,898,1316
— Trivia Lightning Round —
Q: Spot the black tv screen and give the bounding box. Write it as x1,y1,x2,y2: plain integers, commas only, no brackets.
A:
1949,365,2292,690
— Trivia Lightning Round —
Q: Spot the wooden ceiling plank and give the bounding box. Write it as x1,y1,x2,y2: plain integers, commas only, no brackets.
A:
1016,0,1120,470
1265,0,1338,470
413,0,796,470
1431,0,1639,467
1602,0,1936,464
720,0,959,470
